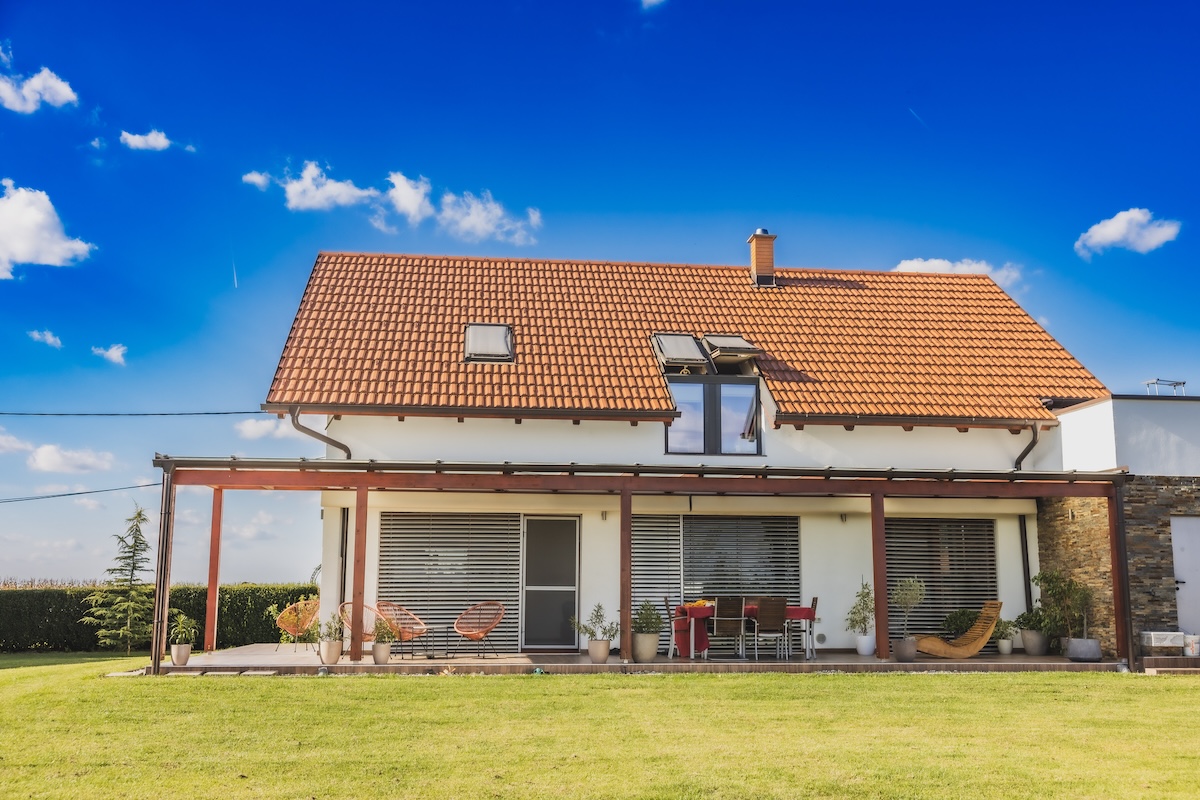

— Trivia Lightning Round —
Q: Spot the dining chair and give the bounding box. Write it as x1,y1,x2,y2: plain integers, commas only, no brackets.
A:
662,596,688,658
710,596,747,658
792,596,818,660
749,596,788,660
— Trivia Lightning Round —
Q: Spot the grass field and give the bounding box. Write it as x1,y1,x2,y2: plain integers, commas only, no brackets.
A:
2,654,1198,799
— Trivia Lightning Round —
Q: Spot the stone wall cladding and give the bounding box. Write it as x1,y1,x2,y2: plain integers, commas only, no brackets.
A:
1122,475,1200,646
1036,497,1116,657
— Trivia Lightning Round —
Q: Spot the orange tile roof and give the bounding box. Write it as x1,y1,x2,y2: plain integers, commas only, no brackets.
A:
264,253,1108,427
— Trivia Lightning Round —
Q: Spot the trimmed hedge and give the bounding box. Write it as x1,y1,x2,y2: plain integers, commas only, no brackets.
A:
0,583,317,652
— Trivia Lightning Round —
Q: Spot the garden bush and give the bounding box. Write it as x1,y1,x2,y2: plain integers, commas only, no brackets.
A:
0,583,317,652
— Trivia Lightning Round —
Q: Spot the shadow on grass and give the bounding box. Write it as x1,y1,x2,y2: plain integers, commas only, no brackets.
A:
0,651,150,670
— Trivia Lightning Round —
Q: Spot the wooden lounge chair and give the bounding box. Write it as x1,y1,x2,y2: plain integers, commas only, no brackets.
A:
915,600,1003,658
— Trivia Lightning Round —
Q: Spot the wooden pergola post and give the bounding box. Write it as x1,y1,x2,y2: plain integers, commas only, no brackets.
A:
203,488,224,652
349,486,369,661
870,491,891,659
619,488,632,659
1107,485,1133,663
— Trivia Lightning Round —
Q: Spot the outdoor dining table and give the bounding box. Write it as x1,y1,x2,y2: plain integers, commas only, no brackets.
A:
674,602,814,659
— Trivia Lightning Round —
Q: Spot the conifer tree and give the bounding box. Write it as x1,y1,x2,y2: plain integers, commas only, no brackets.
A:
81,505,154,653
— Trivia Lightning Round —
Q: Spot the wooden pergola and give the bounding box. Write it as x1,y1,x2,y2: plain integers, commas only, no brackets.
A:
148,456,1132,674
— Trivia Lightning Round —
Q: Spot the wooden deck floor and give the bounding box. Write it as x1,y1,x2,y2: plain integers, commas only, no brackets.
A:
152,643,1124,676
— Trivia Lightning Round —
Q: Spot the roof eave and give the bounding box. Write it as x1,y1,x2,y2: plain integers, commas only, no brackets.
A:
261,402,680,424
772,412,1058,431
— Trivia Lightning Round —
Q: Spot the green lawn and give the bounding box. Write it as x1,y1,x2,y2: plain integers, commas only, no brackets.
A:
1,655,1198,799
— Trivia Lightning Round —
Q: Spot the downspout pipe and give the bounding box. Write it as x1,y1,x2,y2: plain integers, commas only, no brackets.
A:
289,406,352,459
1013,424,1039,471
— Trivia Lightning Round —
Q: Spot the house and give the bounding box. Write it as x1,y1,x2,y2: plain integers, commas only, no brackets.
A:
149,231,1135,668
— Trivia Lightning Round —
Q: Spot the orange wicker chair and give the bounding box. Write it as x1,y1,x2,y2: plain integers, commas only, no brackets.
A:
451,601,506,657
274,597,320,651
375,601,430,658
338,601,382,644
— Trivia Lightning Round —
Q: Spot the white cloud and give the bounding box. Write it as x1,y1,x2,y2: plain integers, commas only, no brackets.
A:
892,257,1022,289
184,144,196,153
242,170,271,190
0,178,94,279
642,0,667,8
0,426,34,454
231,510,279,541
0,66,78,114
1074,208,1181,261
28,329,62,348
0,43,11,68
119,129,171,151
73,497,102,510
438,190,541,245
234,418,309,440
91,343,127,365
386,171,434,225
282,161,378,211
27,444,114,473
89,137,103,150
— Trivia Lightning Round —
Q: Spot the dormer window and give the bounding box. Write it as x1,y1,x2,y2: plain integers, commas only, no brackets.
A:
651,332,711,373
464,323,514,363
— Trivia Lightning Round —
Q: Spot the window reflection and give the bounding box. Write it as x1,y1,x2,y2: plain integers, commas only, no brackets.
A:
720,383,758,454
667,382,705,454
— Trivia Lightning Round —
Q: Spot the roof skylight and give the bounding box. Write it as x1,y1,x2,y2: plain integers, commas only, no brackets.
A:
465,323,514,363
651,333,712,372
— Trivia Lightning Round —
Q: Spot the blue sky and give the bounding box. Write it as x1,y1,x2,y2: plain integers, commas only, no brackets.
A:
1,1,1196,582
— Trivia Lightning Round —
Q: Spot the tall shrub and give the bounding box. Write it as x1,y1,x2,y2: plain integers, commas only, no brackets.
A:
81,505,154,653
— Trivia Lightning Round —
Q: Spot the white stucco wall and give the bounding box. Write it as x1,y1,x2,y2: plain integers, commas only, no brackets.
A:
325,413,1039,471
1056,396,1200,477
321,490,1036,652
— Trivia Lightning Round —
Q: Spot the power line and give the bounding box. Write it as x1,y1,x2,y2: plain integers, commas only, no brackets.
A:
0,483,162,504
0,411,264,417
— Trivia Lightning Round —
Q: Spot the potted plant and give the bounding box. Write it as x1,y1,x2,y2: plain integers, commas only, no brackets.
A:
570,603,620,664
372,617,395,665
992,618,1018,655
631,600,664,663
889,577,925,662
1033,570,1100,660
1014,606,1049,656
318,611,343,666
845,580,876,656
169,611,198,666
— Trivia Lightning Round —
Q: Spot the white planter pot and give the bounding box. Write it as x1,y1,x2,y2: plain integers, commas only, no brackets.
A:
372,642,392,665
997,638,1013,655
170,643,192,666
587,639,611,664
319,640,342,665
632,632,659,663
855,634,876,656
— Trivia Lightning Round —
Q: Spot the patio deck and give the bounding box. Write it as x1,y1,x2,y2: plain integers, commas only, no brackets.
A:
154,644,1123,676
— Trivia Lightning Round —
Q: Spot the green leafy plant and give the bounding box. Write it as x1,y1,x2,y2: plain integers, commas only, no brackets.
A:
319,612,344,642
845,580,874,636
940,608,980,640
373,617,396,644
1014,606,1048,635
1033,570,1092,640
570,603,619,641
80,505,154,654
169,611,198,646
889,577,925,639
991,618,1018,642
631,600,664,634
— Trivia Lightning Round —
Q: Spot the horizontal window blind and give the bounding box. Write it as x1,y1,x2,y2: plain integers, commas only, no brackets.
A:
682,516,800,604
632,515,683,651
378,512,521,652
885,518,997,643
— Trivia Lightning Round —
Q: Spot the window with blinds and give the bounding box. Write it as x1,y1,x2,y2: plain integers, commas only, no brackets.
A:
631,515,683,650
378,512,521,652
884,518,998,641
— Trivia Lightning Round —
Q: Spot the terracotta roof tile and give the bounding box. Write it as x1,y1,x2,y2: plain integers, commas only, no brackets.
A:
264,253,1108,425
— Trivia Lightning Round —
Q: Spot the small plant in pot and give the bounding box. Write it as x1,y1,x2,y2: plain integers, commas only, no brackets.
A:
630,600,664,663
570,603,620,664
318,611,344,666
372,617,395,665
1014,606,1050,656
889,577,925,662
1032,570,1100,660
169,611,198,666
845,580,876,656
992,618,1018,655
